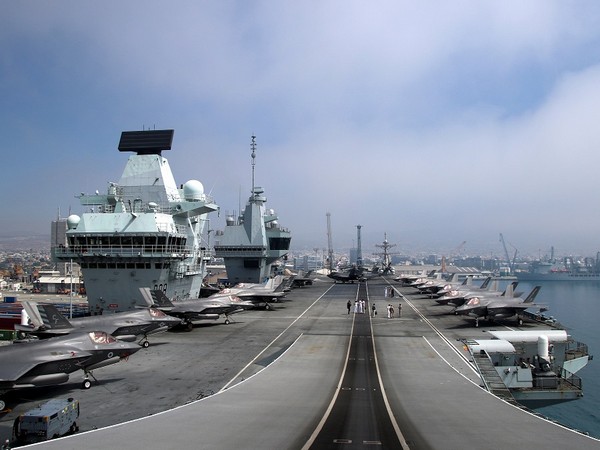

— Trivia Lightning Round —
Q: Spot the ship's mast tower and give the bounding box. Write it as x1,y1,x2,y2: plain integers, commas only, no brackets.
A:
356,225,363,268
375,232,397,274
251,135,257,194
326,212,334,272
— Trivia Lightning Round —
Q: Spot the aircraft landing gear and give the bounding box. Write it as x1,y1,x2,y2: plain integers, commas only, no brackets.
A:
518,316,523,326
0,398,5,411
142,340,150,348
265,304,272,311
475,317,479,328
82,369,99,389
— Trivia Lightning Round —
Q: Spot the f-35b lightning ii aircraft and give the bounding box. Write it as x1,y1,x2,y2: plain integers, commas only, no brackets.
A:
17,300,182,348
141,288,255,330
455,286,543,327
0,331,141,411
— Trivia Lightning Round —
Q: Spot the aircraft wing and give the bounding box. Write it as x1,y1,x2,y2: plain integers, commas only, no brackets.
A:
0,347,93,383
488,302,537,312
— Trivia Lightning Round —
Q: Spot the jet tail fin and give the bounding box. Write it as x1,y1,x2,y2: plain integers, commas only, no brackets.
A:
139,287,174,308
479,276,491,289
273,275,290,292
21,300,73,330
524,286,542,303
502,281,518,297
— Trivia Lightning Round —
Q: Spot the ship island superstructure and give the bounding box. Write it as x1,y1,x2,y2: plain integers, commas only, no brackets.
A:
213,136,291,284
52,130,218,312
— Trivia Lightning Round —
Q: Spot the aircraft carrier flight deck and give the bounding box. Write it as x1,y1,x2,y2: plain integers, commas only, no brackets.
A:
2,276,599,449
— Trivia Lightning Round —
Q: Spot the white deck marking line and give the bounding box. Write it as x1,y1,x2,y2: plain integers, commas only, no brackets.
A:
388,281,600,438
220,283,338,392
391,285,480,377
367,281,410,450
301,284,361,450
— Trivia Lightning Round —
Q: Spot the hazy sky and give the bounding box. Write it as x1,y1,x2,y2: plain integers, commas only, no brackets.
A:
3,1,600,258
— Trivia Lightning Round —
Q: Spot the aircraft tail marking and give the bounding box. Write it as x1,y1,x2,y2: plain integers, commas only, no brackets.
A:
37,303,73,330
479,276,491,289
524,286,541,303
139,287,174,308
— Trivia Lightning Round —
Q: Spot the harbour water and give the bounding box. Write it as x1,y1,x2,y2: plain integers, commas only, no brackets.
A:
512,280,600,438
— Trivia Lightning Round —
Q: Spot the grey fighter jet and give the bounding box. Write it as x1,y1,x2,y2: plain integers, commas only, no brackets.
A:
328,266,380,284
290,270,315,287
393,269,435,285
217,275,291,309
455,286,542,327
141,289,255,330
0,331,141,410
433,274,473,297
415,273,465,297
327,269,360,283
17,301,182,348
435,277,496,306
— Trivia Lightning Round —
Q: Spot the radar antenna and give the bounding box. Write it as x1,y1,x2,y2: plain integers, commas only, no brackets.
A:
251,135,257,194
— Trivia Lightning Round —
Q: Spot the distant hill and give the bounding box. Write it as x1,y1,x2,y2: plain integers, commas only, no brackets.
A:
0,234,49,251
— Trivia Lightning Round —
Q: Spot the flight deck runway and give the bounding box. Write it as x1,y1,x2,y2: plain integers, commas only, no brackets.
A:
4,278,600,449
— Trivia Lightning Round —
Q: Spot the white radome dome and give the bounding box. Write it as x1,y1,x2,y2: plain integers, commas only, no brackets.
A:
67,214,81,230
183,179,204,201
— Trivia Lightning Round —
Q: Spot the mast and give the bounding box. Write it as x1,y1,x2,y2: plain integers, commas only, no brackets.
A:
356,225,363,268
251,135,256,194
326,212,334,272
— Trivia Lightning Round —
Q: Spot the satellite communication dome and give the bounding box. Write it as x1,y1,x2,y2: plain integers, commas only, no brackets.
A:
67,214,81,230
183,180,204,201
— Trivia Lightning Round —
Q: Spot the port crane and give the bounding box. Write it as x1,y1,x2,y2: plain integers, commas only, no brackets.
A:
452,240,467,258
326,212,334,273
499,233,518,273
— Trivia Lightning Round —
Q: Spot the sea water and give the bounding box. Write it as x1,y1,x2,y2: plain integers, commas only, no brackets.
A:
512,280,600,438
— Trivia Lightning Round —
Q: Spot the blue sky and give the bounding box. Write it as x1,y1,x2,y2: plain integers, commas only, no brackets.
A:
3,1,600,258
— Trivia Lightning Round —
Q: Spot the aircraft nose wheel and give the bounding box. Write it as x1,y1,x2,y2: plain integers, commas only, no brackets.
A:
82,379,92,390
142,340,150,348
224,319,230,325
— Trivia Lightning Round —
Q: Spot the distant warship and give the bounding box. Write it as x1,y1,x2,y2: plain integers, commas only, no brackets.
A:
53,130,218,312
214,136,291,284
